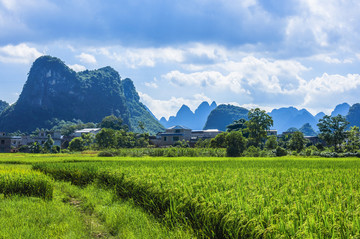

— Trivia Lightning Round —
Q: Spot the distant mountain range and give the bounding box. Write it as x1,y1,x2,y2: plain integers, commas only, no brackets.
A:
160,101,217,129
1,56,359,135
160,102,357,134
0,56,164,134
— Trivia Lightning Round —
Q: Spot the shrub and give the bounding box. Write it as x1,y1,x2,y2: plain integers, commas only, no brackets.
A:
275,146,287,156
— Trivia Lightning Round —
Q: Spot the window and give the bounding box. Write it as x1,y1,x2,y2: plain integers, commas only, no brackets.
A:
1,140,4,145
175,129,180,133
173,136,179,141
164,137,167,142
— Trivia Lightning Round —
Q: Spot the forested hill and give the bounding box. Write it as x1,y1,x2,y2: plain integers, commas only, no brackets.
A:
0,56,164,134
0,100,9,114
203,104,249,131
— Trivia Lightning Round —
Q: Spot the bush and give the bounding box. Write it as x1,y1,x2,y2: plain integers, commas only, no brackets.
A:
275,146,287,156
98,151,114,157
244,146,261,157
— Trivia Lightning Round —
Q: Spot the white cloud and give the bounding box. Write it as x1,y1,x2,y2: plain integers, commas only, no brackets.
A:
163,55,308,95
310,54,353,64
139,92,211,119
298,73,360,110
285,0,360,51
68,64,86,72
95,46,184,68
76,53,96,64
0,43,43,64
145,82,158,89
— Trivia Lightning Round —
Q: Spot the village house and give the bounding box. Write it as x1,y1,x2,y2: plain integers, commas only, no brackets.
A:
72,128,101,138
150,126,222,147
0,132,21,153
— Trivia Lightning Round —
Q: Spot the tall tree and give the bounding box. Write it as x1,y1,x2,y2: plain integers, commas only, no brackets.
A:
288,131,307,152
95,128,117,149
317,115,349,152
225,131,247,157
226,118,247,132
98,115,128,131
245,108,273,147
346,126,360,153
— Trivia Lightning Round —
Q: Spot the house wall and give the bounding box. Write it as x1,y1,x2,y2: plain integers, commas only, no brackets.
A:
0,137,11,153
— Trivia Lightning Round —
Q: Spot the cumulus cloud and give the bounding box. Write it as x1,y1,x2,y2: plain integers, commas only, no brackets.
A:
95,46,184,68
68,64,86,72
76,53,96,64
0,43,43,64
163,55,308,95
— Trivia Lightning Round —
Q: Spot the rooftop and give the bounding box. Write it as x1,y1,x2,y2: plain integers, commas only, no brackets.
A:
167,125,191,130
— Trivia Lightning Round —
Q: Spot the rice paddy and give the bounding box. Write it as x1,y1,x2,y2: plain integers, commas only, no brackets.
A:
1,154,360,238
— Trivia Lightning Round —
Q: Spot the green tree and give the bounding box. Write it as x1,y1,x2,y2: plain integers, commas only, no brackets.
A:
226,118,247,132
265,135,278,150
317,115,349,152
96,128,117,149
98,115,128,131
195,138,211,148
81,133,95,150
288,131,307,152
43,134,54,153
69,137,84,152
225,131,247,157
210,132,228,148
245,108,273,147
346,126,360,153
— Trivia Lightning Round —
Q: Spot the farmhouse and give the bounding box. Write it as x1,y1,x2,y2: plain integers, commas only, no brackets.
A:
72,128,101,137
0,132,20,153
150,126,222,147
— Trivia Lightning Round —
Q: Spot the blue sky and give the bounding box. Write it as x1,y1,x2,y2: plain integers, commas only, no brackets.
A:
1,0,360,119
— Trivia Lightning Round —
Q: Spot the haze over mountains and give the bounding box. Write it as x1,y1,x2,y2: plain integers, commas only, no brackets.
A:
159,101,357,135
160,101,217,129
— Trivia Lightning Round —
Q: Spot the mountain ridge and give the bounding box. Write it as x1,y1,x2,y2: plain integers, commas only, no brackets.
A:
0,56,164,134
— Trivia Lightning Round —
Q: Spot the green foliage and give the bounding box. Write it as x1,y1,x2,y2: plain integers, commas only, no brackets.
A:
317,115,349,152
98,115,128,131
42,134,54,153
245,108,273,147
226,118,247,132
244,145,261,157
346,126,360,153
194,138,211,148
225,131,246,157
210,132,227,148
95,128,117,149
173,139,190,148
289,131,307,152
275,146,287,156
69,137,85,152
265,135,278,150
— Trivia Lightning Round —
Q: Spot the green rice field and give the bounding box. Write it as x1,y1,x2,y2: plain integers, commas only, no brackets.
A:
1,153,360,238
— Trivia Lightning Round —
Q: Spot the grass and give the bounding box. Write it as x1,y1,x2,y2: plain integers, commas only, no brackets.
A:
35,157,360,238
2,153,360,238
